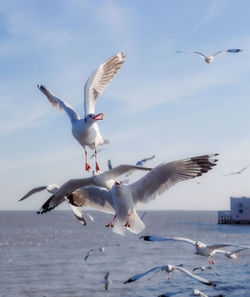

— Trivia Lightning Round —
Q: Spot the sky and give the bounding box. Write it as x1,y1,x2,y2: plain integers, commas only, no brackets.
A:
1,0,250,211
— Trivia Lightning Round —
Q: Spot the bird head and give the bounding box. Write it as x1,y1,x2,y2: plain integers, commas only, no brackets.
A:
85,113,104,123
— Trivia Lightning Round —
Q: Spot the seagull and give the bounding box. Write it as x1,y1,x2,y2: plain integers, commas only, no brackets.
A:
84,243,120,261
66,154,218,235
124,264,216,286
136,155,155,166
38,52,125,172
192,266,220,276
140,211,147,221
140,235,250,264
224,165,249,176
84,247,105,261
176,48,242,64
193,289,224,297
103,272,112,290
19,184,87,225
36,164,151,215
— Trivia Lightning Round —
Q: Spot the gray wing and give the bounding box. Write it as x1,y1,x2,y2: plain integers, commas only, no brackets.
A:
66,186,114,214
192,51,207,58
175,266,216,287
84,52,125,116
211,49,226,57
128,154,218,205
206,243,250,250
19,186,47,201
37,84,80,124
84,249,96,261
140,235,196,245
37,177,94,214
100,164,152,180
124,266,163,283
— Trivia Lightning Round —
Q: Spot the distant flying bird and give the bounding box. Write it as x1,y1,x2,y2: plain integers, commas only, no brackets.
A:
176,48,242,63
140,211,147,221
192,266,219,276
84,247,105,261
84,243,120,261
66,154,218,235
193,289,224,297
36,164,151,215
140,235,250,264
103,272,112,290
224,165,249,176
136,155,155,166
124,264,216,286
19,184,87,225
38,52,125,172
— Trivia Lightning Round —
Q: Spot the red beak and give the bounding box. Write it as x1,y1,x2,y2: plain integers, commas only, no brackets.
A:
93,113,104,121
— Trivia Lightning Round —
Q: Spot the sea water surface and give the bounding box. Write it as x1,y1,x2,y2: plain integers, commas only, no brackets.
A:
1,210,250,297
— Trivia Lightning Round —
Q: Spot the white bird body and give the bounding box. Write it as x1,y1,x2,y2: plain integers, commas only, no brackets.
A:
67,154,218,235
38,52,125,171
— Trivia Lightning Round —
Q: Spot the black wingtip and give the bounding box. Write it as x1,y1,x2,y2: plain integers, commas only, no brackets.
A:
139,236,151,241
123,279,132,284
206,281,216,287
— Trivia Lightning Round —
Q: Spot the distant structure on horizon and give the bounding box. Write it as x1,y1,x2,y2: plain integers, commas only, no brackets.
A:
218,197,250,224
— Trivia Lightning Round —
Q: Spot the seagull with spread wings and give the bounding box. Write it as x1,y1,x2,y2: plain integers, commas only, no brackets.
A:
66,154,218,235
140,235,250,264
176,48,242,63
224,165,249,176
38,52,125,172
29,164,151,218
124,264,216,287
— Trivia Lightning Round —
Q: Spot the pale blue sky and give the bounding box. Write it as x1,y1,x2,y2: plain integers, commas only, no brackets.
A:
1,0,250,211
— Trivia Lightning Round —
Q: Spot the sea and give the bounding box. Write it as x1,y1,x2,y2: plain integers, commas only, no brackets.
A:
1,210,250,297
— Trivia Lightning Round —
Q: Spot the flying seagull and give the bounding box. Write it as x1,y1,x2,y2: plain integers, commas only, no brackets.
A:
176,49,242,63
140,235,250,263
66,154,218,235
35,164,151,215
38,52,125,172
192,266,219,276
84,247,105,261
124,264,216,286
136,155,155,167
224,165,249,176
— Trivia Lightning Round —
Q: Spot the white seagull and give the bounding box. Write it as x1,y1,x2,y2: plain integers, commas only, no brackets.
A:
176,48,242,64
35,164,151,216
38,52,125,172
19,184,87,225
103,272,112,290
224,165,249,176
124,264,216,286
66,154,218,235
140,235,250,264
192,266,219,276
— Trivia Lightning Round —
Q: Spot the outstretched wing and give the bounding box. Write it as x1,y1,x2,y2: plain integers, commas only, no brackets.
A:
128,154,218,205
66,186,114,214
37,177,94,214
176,266,216,287
136,155,155,167
176,50,207,58
84,52,125,116
140,235,196,245
37,84,80,123
19,186,47,201
124,266,162,283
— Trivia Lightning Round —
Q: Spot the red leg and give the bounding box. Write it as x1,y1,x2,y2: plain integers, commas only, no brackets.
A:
106,214,117,227
94,147,100,172
84,148,91,171
208,257,215,264
124,211,131,228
